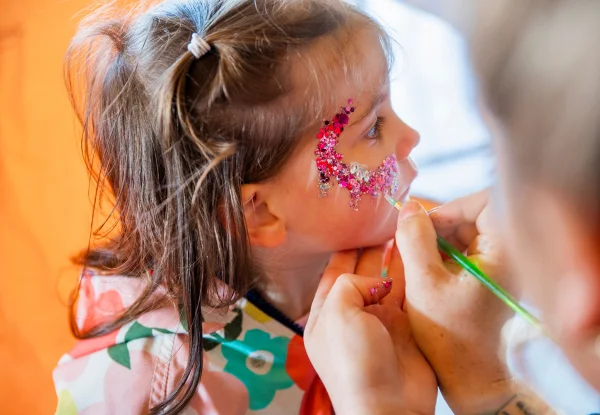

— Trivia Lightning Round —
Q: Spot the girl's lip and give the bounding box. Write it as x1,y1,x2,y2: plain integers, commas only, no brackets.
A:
394,157,417,202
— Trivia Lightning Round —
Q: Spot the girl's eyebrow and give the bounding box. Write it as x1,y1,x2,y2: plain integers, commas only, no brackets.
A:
347,89,389,129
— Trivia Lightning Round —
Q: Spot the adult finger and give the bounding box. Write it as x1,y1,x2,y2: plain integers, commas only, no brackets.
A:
323,273,394,314
306,273,393,337
355,245,386,278
395,200,444,280
379,242,406,307
430,189,489,241
305,251,357,335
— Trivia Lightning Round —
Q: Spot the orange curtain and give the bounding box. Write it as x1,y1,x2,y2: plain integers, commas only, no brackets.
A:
0,0,92,413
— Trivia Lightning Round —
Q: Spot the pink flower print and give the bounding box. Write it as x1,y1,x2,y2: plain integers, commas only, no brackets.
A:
68,274,125,360
78,273,125,333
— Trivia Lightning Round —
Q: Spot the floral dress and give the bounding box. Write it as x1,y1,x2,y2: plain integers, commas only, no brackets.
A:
53,272,332,414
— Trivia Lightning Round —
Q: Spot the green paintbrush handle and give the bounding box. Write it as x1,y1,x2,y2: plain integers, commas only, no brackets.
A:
436,235,543,331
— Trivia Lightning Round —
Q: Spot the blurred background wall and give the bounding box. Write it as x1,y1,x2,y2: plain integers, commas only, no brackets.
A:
0,0,490,413
0,0,92,412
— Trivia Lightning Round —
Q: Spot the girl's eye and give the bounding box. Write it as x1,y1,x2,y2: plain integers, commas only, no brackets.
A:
366,117,385,141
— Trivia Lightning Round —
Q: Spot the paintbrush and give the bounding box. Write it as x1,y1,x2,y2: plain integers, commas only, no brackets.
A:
384,194,543,331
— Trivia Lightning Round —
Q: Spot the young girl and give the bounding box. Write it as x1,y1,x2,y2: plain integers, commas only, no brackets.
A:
53,0,420,413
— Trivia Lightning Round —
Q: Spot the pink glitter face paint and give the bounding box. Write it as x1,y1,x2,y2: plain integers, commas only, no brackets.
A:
315,99,399,210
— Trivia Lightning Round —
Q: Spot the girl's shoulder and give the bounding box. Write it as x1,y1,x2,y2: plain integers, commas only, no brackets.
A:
52,271,248,415
53,272,330,414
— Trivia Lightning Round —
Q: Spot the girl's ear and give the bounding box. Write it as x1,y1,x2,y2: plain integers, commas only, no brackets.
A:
240,184,287,248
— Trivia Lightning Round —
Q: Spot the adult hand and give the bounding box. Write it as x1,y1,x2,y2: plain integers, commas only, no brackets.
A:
396,190,516,414
305,248,436,415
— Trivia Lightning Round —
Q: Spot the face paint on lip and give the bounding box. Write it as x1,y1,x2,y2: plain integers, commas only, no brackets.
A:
314,99,400,211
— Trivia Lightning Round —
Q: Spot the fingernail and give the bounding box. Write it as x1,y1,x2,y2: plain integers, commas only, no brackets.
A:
398,200,422,221
370,279,393,297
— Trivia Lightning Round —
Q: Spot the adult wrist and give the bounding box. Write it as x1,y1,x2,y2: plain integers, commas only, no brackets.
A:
443,378,555,415
333,398,409,415
488,393,555,415
332,386,430,415
442,377,516,415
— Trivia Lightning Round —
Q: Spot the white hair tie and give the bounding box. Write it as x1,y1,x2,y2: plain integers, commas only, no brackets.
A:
187,33,211,59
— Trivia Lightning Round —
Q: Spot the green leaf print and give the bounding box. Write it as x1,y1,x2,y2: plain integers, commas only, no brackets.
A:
202,337,221,351
202,307,243,351
153,327,174,334
124,322,154,342
179,302,189,332
107,343,131,369
224,308,243,341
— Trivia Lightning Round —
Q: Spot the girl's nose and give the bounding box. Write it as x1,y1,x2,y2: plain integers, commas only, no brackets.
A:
396,121,420,160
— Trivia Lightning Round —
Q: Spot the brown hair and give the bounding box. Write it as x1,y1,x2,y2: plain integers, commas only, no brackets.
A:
66,0,388,412
470,0,600,214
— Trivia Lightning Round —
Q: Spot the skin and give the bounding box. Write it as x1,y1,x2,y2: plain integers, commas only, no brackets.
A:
241,28,419,320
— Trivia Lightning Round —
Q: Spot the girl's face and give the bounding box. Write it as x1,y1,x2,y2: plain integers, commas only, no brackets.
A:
266,32,419,253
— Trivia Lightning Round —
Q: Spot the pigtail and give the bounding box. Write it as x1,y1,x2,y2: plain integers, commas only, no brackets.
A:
66,8,161,330
65,4,186,401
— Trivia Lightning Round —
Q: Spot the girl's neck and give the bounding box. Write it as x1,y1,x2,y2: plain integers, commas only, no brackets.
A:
254,249,331,321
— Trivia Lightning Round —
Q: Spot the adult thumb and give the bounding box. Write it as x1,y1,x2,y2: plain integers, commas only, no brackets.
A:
395,200,443,278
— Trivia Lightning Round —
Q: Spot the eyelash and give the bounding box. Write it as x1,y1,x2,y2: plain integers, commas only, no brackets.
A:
366,117,385,141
